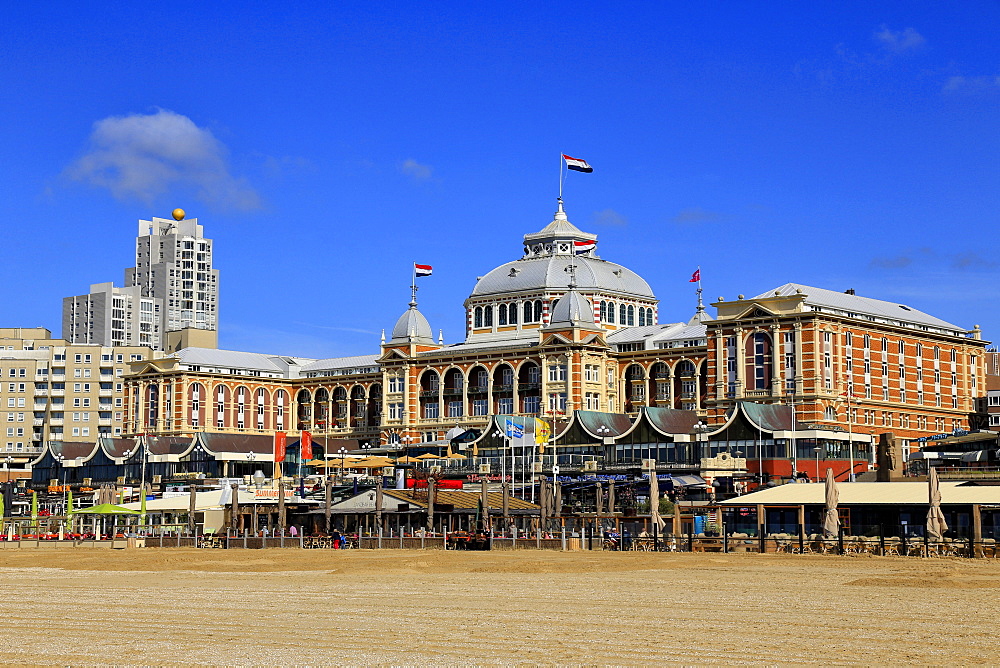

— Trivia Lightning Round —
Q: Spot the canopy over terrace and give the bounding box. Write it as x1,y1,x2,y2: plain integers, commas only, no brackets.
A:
707,401,874,483
718,480,1000,538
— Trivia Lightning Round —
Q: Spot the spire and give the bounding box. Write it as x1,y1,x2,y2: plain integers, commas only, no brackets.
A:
554,197,568,221
438,329,444,345
380,329,385,344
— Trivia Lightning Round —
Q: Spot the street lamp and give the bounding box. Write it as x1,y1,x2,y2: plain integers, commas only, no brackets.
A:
246,450,256,478
338,446,348,483
813,445,823,482
252,469,266,490
3,456,12,483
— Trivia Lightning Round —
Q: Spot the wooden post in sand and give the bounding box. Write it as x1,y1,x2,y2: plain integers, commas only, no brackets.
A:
972,504,983,558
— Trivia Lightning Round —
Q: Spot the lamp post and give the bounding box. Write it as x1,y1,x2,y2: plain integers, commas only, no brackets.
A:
246,450,256,480
492,429,509,498
813,445,823,482
338,446,348,484
3,456,12,483
786,388,797,477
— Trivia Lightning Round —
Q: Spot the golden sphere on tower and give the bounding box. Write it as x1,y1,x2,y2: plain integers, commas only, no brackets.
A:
171,208,186,221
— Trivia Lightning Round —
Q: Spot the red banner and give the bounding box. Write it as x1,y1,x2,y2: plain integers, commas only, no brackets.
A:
301,431,313,461
274,431,287,463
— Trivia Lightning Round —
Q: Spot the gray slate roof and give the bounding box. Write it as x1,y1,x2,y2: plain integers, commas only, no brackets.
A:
758,283,965,333
301,354,380,373
175,348,314,372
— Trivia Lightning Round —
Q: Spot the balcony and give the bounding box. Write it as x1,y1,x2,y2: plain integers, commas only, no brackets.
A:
49,418,63,426
33,403,47,411
680,391,697,400
100,374,114,381
33,419,44,426
519,382,541,391
98,418,112,426
99,390,113,397
419,390,439,398
51,374,66,382
743,390,770,398
33,388,48,397
468,385,488,394
493,384,513,393
442,387,463,396
50,390,64,397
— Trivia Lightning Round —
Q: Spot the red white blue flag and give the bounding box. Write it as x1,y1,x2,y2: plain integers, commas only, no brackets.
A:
562,154,593,173
414,263,433,277
574,240,597,255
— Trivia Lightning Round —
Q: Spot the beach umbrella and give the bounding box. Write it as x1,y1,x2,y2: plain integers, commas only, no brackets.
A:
595,482,603,517
926,467,948,542
607,480,616,515
140,485,147,528
68,503,140,515
481,478,489,529
66,489,74,532
539,477,548,526
648,473,666,531
426,477,436,532
0,491,5,527
31,490,38,521
375,479,383,531
823,468,840,538
553,480,562,519
502,481,510,519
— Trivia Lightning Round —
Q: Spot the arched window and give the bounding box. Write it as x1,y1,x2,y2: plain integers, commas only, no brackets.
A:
638,308,646,327
498,303,508,326
533,300,543,322
474,306,483,328
508,302,517,324
484,305,493,327
619,303,627,324
647,308,654,325
607,302,615,324
600,301,607,322
523,301,533,323
627,305,635,326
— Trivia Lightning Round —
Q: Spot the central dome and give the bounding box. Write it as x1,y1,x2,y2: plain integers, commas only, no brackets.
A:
463,200,659,343
470,254,654,299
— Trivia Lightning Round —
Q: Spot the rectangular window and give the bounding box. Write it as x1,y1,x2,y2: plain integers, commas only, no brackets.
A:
548,392,567,412
497,397,514,414
423,402,439,419
523,395,541,414
472,399,488,416
548,364,567,382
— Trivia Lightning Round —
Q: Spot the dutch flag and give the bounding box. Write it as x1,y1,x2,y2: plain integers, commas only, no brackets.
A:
414,263,433,277
574,240,597,255
562,154,593,173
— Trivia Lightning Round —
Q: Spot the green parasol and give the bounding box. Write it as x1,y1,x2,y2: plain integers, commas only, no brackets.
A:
31,490,38,521
69,503,140,515
66,489,74,531
140,487,147,527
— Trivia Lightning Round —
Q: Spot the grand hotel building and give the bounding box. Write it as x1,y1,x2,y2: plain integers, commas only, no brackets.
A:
121,201,988,479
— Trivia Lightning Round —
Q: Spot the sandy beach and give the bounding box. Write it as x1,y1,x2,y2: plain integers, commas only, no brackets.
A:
0,549,997,666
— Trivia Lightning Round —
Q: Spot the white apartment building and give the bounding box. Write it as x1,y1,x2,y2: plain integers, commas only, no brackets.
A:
0,328,151,468
63,210,219,350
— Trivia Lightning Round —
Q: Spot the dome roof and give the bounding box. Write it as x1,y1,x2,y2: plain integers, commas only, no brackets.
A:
389,305,434,344
546,288,597,328
470,254,654,299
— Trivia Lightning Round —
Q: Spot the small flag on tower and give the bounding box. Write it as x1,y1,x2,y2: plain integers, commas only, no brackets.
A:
690,269,701,283
574,240,597,255
562,154,593,173
414,263,433,277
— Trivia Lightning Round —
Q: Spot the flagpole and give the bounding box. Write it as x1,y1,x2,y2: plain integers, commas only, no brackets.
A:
695,265,704,316
410,262,418,306
558,153,564,201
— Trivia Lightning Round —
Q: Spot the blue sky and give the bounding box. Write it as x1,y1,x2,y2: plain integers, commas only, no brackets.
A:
2,3,999,358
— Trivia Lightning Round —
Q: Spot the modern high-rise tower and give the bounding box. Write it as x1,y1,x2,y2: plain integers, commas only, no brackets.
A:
62,209,219,350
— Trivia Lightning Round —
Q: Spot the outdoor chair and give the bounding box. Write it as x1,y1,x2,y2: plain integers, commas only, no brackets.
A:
882,537,902,556
842,536,863,555
981,538,997,558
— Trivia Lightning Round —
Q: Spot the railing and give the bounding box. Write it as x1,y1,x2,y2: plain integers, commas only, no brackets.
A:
936,467,1000,480
468,385,488,394
420,390,439,398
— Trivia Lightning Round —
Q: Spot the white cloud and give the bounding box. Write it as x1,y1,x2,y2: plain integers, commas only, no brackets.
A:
399,158,433,180
66,109,261,210
943,75,1000,92
874,26,925,54
672,207,722,224
592,208,627,227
